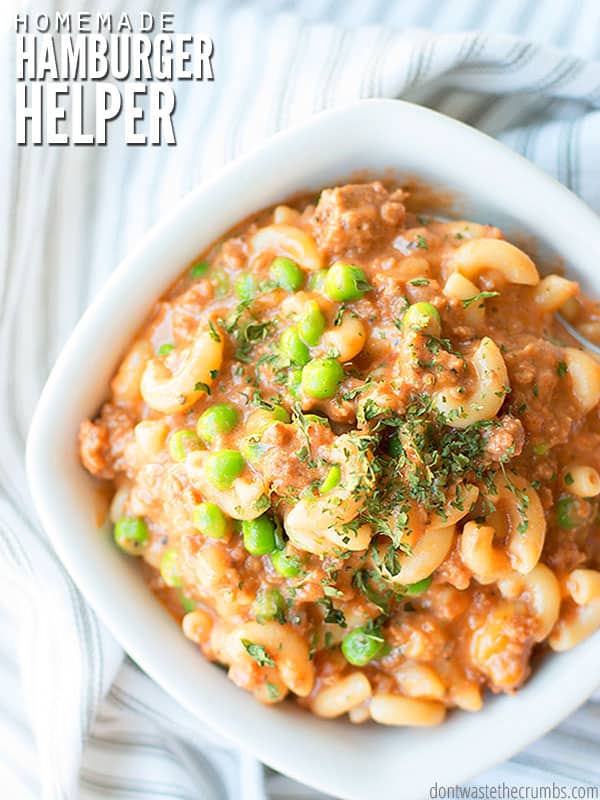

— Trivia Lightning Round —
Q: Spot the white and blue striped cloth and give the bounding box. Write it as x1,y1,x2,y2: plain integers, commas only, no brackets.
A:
2,0,600,798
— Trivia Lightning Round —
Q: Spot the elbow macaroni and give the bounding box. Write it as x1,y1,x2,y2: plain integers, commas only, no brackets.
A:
563,465,600,498
447,239,539,286
310,672,372,718
433,337,509,429
534,274,579,312
226,621,315,698
563,347,600,413
141,326,223,414
460,472,547,584
443,272,485,326
498,564,561,642
550,569,600,651
322,313,367,363
251,224,323,271
370,694,447,726
377,524,456,585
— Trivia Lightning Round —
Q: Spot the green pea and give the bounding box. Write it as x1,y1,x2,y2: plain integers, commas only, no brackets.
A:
270,256,304,292
197,404,239,444
401,575,433,597
298,300,326,346
403,302,441,335
235,272,256,302
160,548,182,587
253,588,286,623
158,343,175,355
242,514,276,555
301,357,344,399
179,591,197,613
205,449,245,489
324,263,371,302
241,437,266,464
212,269,229,297
287,367,303,398
271,405,290,423
168,429,201,462
190,261,209,278
341,626,385,666
320,464,341,494
533,442,550,456
308,269,328,292
556,496,579,529
247,407,290,436
280,326,310,366
271,547,302,578
114,517,148,555
192,502,228,539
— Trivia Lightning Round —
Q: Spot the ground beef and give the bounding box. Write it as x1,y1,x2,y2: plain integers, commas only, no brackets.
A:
504,338,576,446
79,403,135,480
482,415,525,462
259,421,334,498
543,529,588,574
436,540,472,590
217,236,247,270
310,182,406,258
387,612,446,662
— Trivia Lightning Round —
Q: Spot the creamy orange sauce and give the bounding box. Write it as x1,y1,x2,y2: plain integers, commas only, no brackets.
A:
79,181,600,724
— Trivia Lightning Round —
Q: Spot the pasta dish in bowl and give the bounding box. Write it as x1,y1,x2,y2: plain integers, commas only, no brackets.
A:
79,180,600,727
27,100,600,798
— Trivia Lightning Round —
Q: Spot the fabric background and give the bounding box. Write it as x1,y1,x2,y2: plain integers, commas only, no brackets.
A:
2,0,600,798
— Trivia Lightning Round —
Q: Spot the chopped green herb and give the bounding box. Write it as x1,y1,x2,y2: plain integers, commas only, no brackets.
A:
265,681,281,699
208,320,222,342
317,597,347,627
241,639,275,667
461,291,500,308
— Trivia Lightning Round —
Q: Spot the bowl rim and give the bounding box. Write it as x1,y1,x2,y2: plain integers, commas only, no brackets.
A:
26,98,600,800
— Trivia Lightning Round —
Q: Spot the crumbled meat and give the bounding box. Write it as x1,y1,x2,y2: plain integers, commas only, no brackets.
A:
504,339,576,445
170,283,214,339
302,392,357,424
311,182,406,258
217,236,247,270
436,540,472,590
482,416,525,462
259,421,334,497
543,529,587,574
387,612,446,661
79,403,135,479
79,420,111,479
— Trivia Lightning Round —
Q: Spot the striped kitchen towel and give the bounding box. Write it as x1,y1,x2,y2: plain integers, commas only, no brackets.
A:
2,0,600,798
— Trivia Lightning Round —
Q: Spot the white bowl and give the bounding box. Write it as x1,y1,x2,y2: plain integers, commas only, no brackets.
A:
27,99,600,800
